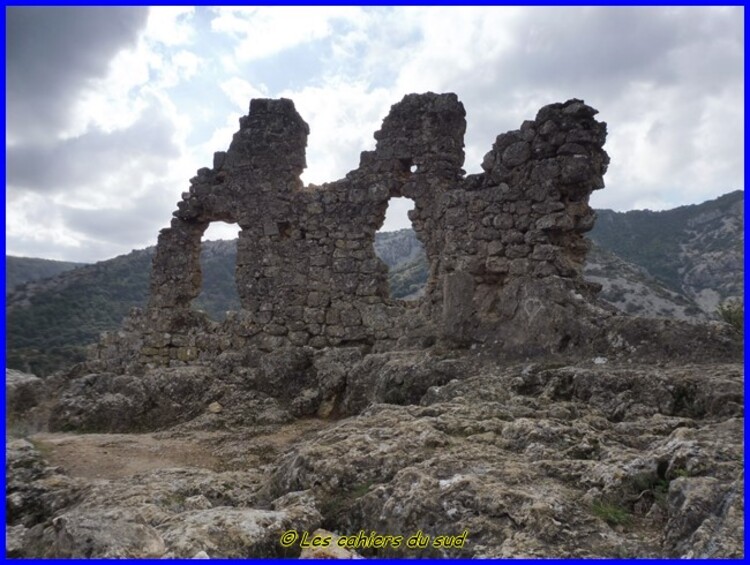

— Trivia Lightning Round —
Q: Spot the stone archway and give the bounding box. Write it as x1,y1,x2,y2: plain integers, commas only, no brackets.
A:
108,93,609,369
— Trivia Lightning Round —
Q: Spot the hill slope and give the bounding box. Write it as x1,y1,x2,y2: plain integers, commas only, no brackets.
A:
372,228,424,269
583,244,706,321
6,257,85,295
588,190,743,311
6,243,241,376
6,249,155,375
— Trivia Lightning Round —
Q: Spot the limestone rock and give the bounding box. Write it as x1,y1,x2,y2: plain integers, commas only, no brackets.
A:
51,510,167,558
5,439,85,533
5,437,322,558
268,362,742,558
338,351,474,416
158,504,320,558
6,524,28,557
7,359,743,558
48,367,210,432
6,369,44,414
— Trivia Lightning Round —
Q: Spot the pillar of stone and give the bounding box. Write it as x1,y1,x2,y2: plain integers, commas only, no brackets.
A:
228,99,310,323
148,218,207,310
450,98,610,352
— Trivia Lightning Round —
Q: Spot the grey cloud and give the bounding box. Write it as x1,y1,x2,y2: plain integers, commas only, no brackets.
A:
6,7,148,141
450,7,743,201
60,187,174,249
481,7,742,98
469,8,739,108
7,105,178,194
5,183,177,263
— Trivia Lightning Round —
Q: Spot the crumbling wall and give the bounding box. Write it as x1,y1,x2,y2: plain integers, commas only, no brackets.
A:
415,99,611,352
89,93,610,371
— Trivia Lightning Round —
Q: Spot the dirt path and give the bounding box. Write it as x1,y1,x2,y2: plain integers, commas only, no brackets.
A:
29,433,219,479
28,418,331,481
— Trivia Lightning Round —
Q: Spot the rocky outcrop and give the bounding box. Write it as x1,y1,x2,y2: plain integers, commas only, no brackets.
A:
5,438,322,558
6,369,44,415
8,359,743,558
267,361,743,558
6,368,57,437
48,367,213,433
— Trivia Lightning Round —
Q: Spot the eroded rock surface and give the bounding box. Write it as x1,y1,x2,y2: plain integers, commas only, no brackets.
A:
7,360,743,558
6,424,324,558
6,369,44,415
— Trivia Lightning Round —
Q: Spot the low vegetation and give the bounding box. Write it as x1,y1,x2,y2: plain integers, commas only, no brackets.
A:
591,499,631,526
389,255,428,299
716,299,743,335
6,256,83,295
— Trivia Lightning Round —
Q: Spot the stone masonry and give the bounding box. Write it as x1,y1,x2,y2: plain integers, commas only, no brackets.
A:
90,93,611,371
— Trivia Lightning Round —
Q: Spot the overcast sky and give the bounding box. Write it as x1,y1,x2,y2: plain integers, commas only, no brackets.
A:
5,6,744,263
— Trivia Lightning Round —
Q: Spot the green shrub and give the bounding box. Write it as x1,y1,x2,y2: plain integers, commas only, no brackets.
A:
591,499,631,526
716,299,743,335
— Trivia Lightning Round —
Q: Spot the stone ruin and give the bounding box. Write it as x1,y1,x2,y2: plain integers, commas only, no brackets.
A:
91,93,614,372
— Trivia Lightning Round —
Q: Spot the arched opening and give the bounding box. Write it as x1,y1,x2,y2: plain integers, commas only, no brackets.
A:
373,197,427,300
193,222,241,321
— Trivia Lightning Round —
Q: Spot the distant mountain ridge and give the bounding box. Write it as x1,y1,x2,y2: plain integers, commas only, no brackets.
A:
583,244,705,321
5,256,84,295
6,191,743,376
588,190,743,312
372,228,424,269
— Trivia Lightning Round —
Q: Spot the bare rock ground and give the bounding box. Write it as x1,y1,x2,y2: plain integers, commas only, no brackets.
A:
6,356,743,558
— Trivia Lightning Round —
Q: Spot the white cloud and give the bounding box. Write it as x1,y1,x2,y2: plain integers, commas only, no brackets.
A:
220,77,269,111
67,42,153,136
144,6,196,46
210,6,366,62
391,7,521,93
381,197,415,233
68,11,203,136
279,79,394,184
203,222,241,242
6,192,83,258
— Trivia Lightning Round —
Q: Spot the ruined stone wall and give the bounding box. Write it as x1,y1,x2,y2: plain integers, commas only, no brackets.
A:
414,99,611,352
89,93,610,372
